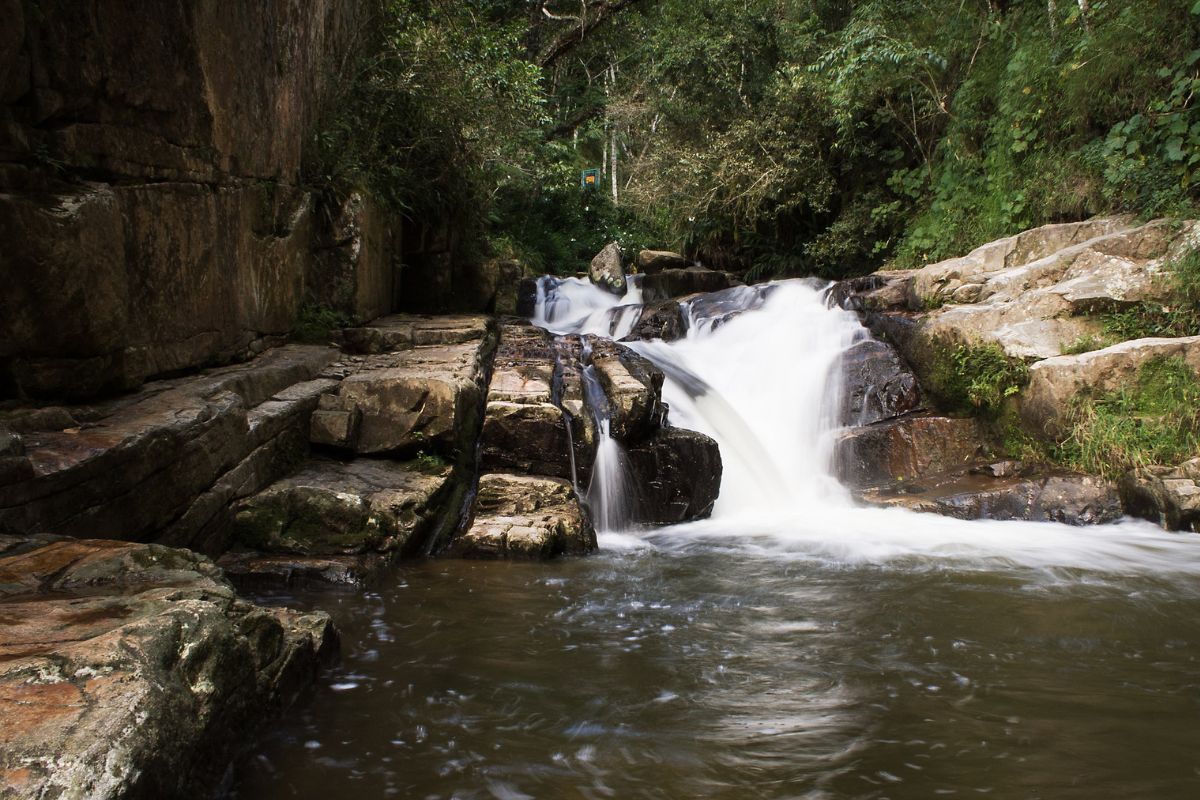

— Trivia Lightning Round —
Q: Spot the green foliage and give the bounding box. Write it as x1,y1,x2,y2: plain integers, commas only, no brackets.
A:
1055,356,1200,477
413,450,449,474
927,342,1028,418
292,305,353,344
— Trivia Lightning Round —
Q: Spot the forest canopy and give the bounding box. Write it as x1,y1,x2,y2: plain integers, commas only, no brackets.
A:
317,0,1200,278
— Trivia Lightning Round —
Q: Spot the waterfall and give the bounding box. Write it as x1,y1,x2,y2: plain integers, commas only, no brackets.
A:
532,276,863,522
578,338,631,533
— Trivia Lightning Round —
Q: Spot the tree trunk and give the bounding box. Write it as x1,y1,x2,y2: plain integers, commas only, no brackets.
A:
1047,0,1058,36
1077,0,1092,33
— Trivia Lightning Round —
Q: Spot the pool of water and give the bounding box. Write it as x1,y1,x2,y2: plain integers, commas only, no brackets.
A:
229,521,1200,799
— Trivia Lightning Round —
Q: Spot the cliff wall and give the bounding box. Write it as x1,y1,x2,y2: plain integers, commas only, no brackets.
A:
0,0,397,399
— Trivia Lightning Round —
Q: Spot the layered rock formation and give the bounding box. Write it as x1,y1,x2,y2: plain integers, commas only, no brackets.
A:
836,216,1200,528
0,536,335,800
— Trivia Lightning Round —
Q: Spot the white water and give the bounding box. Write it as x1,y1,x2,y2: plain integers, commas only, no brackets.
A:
531,276,1200,577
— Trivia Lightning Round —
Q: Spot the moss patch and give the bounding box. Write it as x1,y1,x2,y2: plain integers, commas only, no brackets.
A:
926,341,1029,419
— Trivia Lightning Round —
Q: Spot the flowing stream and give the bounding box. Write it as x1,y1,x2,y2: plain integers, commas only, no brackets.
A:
232,277,1200,799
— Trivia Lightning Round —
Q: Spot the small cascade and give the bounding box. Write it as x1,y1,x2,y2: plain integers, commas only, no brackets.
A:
578,339,631,533
532,275,644,339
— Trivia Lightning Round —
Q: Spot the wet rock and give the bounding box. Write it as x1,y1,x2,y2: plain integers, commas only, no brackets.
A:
0,345,338,553
625,427,722,524
480,323,581,481
452,473,596,559
619,299,687,343
641,267,734,303
589,340,666,442
637,249,690,274
1120,458,1200,532
516,277,540,317
0,537,335,800
970,460,1027,479
589,242,626,294
1021,336,1200,437
840,338,922,426
217,551,386,589
231,457,459,558
862,473,1122,525
834,415,984,489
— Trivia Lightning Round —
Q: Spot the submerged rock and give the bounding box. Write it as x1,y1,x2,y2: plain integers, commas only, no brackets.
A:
589,242,626,294
452,473,596,559
0,536,335,800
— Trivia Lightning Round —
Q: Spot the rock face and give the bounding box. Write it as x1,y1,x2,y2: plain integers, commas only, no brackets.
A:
1121,458,1200,532
451,474,596,559
231,457,459,558
637,249,690,274
0,536,336,800
620,300,688,342
625,428,722,523
590,242,627,294
0,0,399,400
313,314,495,457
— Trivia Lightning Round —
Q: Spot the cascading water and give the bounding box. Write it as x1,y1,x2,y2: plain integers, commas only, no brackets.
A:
531,274,1200,573
578,338,631,534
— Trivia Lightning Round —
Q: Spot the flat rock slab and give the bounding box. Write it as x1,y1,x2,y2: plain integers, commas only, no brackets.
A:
0,536,335,800
452,474,596,560
860,473,1122,525
232,457,458,558
339,314,491,354
217,550,388,589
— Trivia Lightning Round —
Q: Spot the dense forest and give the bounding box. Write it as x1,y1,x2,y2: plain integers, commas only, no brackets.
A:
314,0,1200,279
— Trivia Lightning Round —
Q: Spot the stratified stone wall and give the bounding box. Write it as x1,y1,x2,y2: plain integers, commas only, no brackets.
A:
0,0,398,399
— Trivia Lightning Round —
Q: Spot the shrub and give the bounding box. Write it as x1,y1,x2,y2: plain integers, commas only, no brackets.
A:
927,341,1028,418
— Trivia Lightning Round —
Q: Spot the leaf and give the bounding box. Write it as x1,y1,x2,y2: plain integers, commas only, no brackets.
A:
1165,138,1186,162
1193,2,1200,15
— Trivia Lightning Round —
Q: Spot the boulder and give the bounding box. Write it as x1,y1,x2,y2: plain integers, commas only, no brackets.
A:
0,536,336,800
217,551,385,589
1021,336,1200,437
589,242,627,294
231,457,459,558
1120,457,1200,532
641,267,734,303
624,427,722,524
839,338,922,426
452,473,596,559
861,473,1122,525
834,415,984,489
479,323,583,481
637,249,690,274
